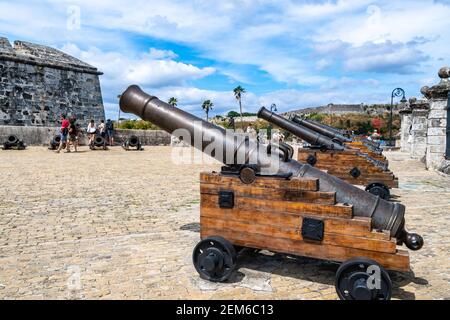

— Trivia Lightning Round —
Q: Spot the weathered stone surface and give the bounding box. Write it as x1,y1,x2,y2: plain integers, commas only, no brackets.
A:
400,113,412,153
0,38,104,127
402,68,449,172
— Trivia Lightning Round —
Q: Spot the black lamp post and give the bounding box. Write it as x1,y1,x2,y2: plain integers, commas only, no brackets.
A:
117,94,122,123
267,104,277,141
389,88,407,146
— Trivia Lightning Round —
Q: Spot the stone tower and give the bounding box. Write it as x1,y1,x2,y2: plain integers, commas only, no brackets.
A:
0,38,105,127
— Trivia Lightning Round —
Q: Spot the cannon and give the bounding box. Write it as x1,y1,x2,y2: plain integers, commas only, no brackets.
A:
122,135,143,151
49,135,62,150
120,85,423,300
90,135,108,150
299,118,383,155
259,108,397,200
291,116,352,144
2,135,26,150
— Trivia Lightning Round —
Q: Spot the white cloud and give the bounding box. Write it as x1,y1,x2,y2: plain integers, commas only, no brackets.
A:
61,43,215,94
1,0,449,119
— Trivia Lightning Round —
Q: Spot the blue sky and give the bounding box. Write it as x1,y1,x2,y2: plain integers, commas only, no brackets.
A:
0,0,449,120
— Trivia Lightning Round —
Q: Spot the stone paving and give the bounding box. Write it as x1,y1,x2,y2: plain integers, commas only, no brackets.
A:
0,147,449,300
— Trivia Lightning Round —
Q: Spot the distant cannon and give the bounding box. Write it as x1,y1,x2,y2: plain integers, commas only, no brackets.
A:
49,135,62,150
291,116,352,143
299,118,383,153
122,135,143,151
90,135,107,150
258,108,397,200
2,135,26,150
119,85,423,300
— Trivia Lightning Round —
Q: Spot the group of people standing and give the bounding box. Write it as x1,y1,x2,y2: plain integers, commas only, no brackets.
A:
56,115,115,153
86,119,115,149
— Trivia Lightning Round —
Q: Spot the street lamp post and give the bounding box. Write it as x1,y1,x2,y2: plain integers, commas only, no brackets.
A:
267,104,277,141
389,88,407,146
117,94,122,123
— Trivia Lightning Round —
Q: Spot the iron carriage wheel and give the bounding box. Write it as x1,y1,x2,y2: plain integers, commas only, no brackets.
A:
335,257,392,300
365,182,390,200
192,236,237,282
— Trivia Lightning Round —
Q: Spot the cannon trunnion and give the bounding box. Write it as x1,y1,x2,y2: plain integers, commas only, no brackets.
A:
119,85,423,300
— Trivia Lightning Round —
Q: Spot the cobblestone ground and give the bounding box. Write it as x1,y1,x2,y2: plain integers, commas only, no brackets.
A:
0,147,448,300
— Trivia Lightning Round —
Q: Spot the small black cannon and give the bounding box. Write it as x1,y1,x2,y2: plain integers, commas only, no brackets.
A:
122,135,143,151
2,135,26,150
90,135,108,150
49,135,62,150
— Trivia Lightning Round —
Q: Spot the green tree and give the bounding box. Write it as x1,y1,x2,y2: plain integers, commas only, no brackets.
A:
233,85,246,128
168,97,178,107
227,111,240,118
202,100,214,121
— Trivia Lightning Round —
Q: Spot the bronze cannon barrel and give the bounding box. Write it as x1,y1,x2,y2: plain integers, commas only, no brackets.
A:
119,85,422,250
258,107,345,151
303,118,382,151
291,116,352,143
259,108,387,169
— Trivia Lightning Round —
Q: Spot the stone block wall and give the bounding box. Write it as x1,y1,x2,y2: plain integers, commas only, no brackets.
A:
0,38,105,128
399,112,412,153
0,125,171,147
410,109,429,159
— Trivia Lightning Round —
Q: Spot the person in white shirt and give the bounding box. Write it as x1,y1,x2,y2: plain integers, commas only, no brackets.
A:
86,119,97,148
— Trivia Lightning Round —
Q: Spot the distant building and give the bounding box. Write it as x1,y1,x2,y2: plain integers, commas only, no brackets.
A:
0,38,104,127
285,103,397,116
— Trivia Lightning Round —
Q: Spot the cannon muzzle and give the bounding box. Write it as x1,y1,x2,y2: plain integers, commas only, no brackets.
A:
258,107,345,151
119,85,422,250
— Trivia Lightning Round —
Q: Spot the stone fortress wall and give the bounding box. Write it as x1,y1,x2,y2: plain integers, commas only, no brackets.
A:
399,67,450,174
0,37,104,127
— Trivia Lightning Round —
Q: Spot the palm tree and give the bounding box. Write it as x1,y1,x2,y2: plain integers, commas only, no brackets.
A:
233,86,246,128
202,100,214,121
168,97,178,107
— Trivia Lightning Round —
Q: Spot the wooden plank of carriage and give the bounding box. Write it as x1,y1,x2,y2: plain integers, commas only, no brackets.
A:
200,216,396,253
200,183,336,205
200,205,390,241
310,163,388,174
201,193,353,219
315,166,393,176
298,149,387,164
200,227,410,272
200,172,319,191
324,174,399,188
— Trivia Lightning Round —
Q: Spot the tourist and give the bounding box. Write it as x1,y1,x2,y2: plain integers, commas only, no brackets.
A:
106,119,114,146
98,120,106,139
67,116,79,153
86,119,97,148
56,114,70,153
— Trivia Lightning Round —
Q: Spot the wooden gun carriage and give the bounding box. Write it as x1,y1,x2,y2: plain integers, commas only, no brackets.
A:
297,148,398,200
195,171,409,300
